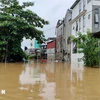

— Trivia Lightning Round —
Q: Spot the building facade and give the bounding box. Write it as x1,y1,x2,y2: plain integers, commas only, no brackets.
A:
70,0,100,63
55,20,63,61
63,9,72,62
47,39,56,61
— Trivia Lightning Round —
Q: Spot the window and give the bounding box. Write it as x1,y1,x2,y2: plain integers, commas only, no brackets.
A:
79,2,81,13
76,21,78,32
79,18,81,30
94,8,99,28
67,37,70,44
87,0,91,4
83,15,85,32
73,42,77,54
83,0,86,10
61,28,62,34
88,14,91,19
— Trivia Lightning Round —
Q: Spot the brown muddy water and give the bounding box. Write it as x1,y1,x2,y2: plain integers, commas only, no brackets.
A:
0,61,100,100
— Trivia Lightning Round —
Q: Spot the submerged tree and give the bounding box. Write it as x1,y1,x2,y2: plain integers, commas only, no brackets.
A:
71,30,100,67
0,0,49,62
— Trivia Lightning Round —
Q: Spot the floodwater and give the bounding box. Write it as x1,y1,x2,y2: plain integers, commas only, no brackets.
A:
0,61,100,100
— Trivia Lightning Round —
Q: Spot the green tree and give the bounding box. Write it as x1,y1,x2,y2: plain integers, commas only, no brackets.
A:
71,30,100,67
0,0,49,62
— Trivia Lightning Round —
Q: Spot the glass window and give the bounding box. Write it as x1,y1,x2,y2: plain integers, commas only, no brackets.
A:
88,14,91,19
73,42,77,54
79,18,81,30
83,0,86,10
83,15,85,32
94,8,99,28
76,21,78,32
79,2,81,13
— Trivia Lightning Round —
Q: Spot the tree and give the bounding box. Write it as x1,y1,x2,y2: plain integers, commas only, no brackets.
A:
0,0,49,62
71,30,100,67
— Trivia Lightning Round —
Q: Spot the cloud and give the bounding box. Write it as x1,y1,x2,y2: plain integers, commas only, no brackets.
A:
19,0,74,38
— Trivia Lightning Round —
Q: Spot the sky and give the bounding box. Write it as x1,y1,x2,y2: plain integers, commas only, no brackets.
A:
20,0,75,49
20,0,74,38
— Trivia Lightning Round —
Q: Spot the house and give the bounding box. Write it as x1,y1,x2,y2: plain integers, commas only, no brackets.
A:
47,38,56,61
70,0,100,63
55,20,64,61
41,43,47,59
63,9,72,62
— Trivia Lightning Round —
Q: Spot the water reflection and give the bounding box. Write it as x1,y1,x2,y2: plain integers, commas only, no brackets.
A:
19,61,56,100
19,63,47,85
0,61,100,100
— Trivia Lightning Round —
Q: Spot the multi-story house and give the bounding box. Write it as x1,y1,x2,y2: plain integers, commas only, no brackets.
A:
63,9,72,62
55,20,64,61
70,0,100,63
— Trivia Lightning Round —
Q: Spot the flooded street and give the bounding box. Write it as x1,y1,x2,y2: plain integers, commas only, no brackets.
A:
0,61,100,100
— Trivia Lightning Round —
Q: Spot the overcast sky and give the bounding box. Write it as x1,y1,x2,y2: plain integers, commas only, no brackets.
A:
20,0,74,38
20,0,75,49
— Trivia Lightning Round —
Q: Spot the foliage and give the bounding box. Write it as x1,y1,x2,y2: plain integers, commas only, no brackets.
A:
71,30,100,67
0,0,49,62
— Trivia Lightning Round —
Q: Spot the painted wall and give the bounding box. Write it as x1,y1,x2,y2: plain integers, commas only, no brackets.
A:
47,40,56,49
34,39,41,49
56,23,63,60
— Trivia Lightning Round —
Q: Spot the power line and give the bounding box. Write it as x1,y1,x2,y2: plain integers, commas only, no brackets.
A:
43,26,56,32
43,6,100,33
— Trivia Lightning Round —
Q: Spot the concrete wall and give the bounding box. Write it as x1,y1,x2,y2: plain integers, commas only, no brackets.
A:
56,23,63,61
63,9,72,62
34,39,41,49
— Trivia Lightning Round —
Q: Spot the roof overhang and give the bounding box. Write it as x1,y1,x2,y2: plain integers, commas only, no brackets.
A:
70,0,80,9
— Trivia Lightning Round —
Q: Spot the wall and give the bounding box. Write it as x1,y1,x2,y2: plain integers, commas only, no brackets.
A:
63,9,72,62
92,0,100,33
47,40,56,61
34,39,41,49
56,23,63,61
47,40,56,49
71,0,93,63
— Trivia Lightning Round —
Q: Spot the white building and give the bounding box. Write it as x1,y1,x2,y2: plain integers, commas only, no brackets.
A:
70,0,100,63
